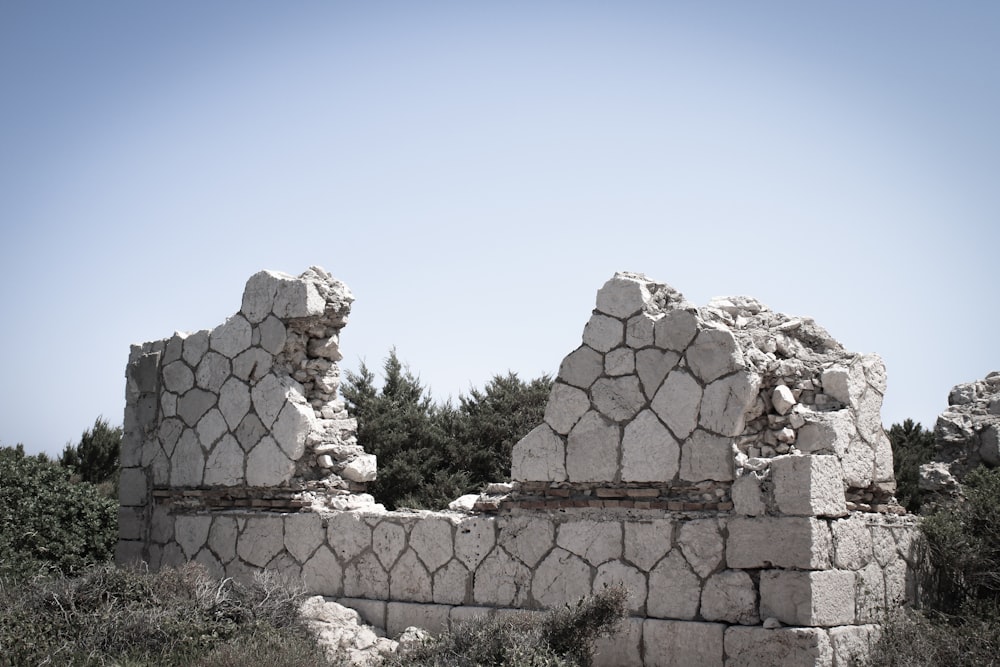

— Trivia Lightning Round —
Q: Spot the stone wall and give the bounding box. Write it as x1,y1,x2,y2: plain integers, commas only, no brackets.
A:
118,269,924,667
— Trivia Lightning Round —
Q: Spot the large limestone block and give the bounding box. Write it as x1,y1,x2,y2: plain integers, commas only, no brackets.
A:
386,602,451,637
237,516,286,568
678,519,725,578
727,517,832,570
390,549,432,602
250,373,298,429
510,424,566,482
566,411,619,482
327,511,372,562
653,310,699,352
557,346,604,389
643,619,724,667
241,269,326,323
232,348,272,383
583,313,625,353
162,361,195,394
344,552,389,599
855,561,886,623
454,515,496,569
208,516,238,563
246,436,294,486
410,517,453,572
532,548,592,609
432,559,469,605
624,519,673,571
759,569,857,627
679,429,733,482
219,378,251,430
556,519,622,566
171,428,205,487
699,370,759,437
594,561,647,614
732,473,766,516
175,514,212,559
196,408,228,447
272,400,315,460
724,627,833,667
303,545,344,596
821,362,867,409
499,515,554,568
626,313,657,348
258,315,287,355
195,351,230,393
605,348,635,375
544,382,590,435
647,551,700,620
636,349,680,400
621,410,680,482
203,434,244,486
829,624,880,667
592,616,642,667
591,376,645,422
177,388,217,428
210,314,252,359
770,455,848,517
797,411,856,456
831,516,874,570
119,467,148,506
373,521,407,570
118,507,144,540
473,548,531,607
182,330,210,367
285,512,324,563
685,325,744,383
651,369,702,440
700,570,758,625
596,273,655,319
341,453,377,483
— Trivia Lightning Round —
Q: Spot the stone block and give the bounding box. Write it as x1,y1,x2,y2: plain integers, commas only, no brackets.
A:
566,411,619,482
410,517,453,572
162,360,194,394
272,399,315,460
557,345,604,390
626,313,657,348
624,519,673,571
510,424,567,482
557,519,622,566
203,434,243,487
831,516,873,570
386,601,451,637
175,514,212,559
195,351,230,393
237,515,285,568
770,454,848,518
171,428,205,486
532,548,592,609
454,514,496,569
303,545,343,596
433,559,469,604
653,309,698,352
643,619,724,667
115,540,145,566
118,507,144,541
759,569,856,627
621,409,680,482
499,515,553,568
724,626,833,667
210,314,252,359
700,570,758,625
679,429,733,482
583,313,624,353
285,512,324,563
344,552,389,599
678,519,725,578
219,377,251,430
732,472,766,516
594,560,647,614
390,549,432,602
829,624,880,667
596,273,654,318
342,453,377,482
246,436,293,486
592,616,642,667
606,346,635,374
592,376,645,422
636,349,680,400
685,325,743,383
544,382,590,435
473,548,530,607
699,370,760,437
647,551,700,620
373,521,407,570
328,511,372,562
118,467,148,506
727,517,832,570
338,597,387,631
177,388,217,428
651,369,702,440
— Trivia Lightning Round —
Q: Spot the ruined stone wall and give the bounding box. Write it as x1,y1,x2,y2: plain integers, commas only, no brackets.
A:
119,269,923,667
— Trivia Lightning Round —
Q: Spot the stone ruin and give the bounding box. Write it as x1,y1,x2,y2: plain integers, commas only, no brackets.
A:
118,268,924,667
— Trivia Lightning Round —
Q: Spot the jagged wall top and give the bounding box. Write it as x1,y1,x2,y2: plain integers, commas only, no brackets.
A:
511,272,896,515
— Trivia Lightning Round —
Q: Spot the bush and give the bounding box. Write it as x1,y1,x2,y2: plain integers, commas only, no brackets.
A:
0,562,334,667
59,416,123,486
388,586,627,667
887,419,937,512
0,445,117,580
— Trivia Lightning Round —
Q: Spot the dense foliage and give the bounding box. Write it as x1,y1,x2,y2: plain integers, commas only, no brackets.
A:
59,416,122,486
0,562,332,667
343,349,552,509
387,586,627,667
887,418,937,512
0,445,117,580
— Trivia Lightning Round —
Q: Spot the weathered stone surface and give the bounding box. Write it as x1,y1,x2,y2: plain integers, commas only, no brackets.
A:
566,411,619,482
257,315,287,355
831,516,874,570
771,455,847,517
732,473,766,516
511,424,566,482
196,408,227,447
177,388,217,428
473,548,530,607
533,548,592,608
592,376,645,422
162,361,194,394
386,602,450,637
246,436,293,486
557,346,604,389
373,522,407,570
760,569,856,627
557,520,622,566
232,347,272,383
272,400,314,460
636,349,680,400
182,330,210,367
344,552,389,599
680,429,733,482
195,352,230,393
251,373,293,428
701,570,758,625
829,624,880,667
855,561,886,622
235,413,266,451
626,313,657,348
285,512,324,563
410,518,453,572
544,382,591,435
686,325,742,383
175,514,211,559
203,434,243,486
724,627,833,667
303,546,343,596
592,616,642,667
772,384,796,415
237,517,285,568
432,559,469,605
390,549,432,602
342,453,377,482
210,314,252,359
119,467,147,506
500,515,553,568
454,515,496,569
594,560,647,614
583,313,625,353
651,369,701,440
643,619,724,667
596,274,654,319
218,377,251,430
624,519,673,571
605,348,635,376
699,370,759,437
327,511,372,562
654,310,698,352
622,409,680,482
727,517,832,570
678,519,725,579
647,551,700,620
171,428,204,486
208,516,237,563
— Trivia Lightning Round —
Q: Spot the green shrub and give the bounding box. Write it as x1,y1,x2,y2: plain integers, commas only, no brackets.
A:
887,419,937,512
0,445,117,580
59,416,123,486
0,562,334,667
388,586,627,667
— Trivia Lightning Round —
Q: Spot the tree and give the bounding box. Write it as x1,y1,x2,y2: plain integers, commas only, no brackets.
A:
888,419,937,512
0,445,117,580
59,416,122,485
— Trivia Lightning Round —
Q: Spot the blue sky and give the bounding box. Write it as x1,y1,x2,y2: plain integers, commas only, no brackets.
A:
1,2,997,456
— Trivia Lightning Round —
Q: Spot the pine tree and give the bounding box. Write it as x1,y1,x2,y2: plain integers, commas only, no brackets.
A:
59,417,122,485
888,418,937,512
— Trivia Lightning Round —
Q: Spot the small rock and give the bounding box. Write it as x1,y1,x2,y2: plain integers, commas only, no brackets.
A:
763,617,783,629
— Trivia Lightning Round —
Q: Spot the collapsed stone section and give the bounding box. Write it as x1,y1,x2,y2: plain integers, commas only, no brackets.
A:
120,267,377,563
511,272,899,514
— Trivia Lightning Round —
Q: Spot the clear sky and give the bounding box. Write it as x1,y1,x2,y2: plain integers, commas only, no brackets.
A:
1,1,997,456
